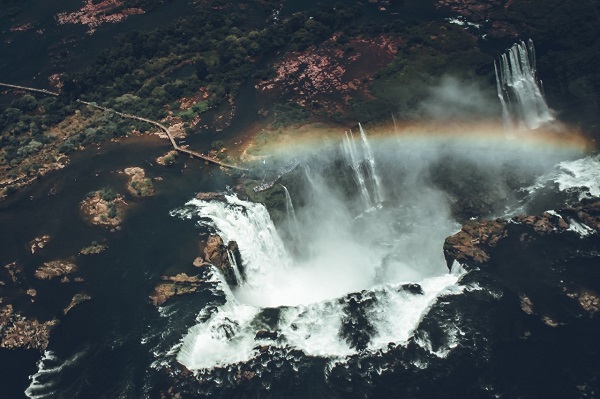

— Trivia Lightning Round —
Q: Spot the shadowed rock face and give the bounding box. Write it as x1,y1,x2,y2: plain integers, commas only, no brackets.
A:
199,234,244,286
444,199,600,271
149,274,205,307
444,198,600,327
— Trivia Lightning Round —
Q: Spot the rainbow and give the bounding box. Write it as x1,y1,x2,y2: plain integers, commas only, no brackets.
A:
243,120,592,162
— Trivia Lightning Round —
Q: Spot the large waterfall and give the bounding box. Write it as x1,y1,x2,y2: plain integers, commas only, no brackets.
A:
494,39,554,132
167,126,586,376
171,155,464,370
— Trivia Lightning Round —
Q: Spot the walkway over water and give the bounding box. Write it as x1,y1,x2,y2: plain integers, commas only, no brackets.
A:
0,82,248,171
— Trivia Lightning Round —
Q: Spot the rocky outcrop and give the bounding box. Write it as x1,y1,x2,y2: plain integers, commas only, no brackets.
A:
124,167,154,197
444,198,600,327
4,261,24,285
63,293,92,315
150,274,205,306
156,150,178,166
79,241,107,255
197,235,244,286
0,305,58,350
29,235,51,254
195,192,226,202
34,259,78,280
80,189,126,228
444,199,600,270
443,219,506,268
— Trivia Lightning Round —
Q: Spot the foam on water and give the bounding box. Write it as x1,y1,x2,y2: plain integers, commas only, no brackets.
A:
170,127,592,373
172,187,464,371
525,154,600,200
25,350,86,399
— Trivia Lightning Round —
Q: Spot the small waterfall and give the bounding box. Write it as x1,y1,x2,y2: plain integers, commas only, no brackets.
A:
304,165,316,192
494,39,554,132
281,185,301,243
343,130,372,208
227,249,244,285
359,123,385,204
342,126,385,209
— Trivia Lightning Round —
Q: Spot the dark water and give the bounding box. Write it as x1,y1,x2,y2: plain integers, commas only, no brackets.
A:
1,1,599,398
0,134,233,398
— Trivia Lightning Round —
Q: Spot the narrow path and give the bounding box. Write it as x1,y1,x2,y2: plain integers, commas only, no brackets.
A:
0,82,248,171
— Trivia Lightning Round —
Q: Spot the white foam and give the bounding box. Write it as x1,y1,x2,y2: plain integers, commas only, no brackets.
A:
567,219,595,237
367,274,463,350
25,350,86,399
555,156,600,198
177,299,261,370
526,155,600,200
171,191,465,371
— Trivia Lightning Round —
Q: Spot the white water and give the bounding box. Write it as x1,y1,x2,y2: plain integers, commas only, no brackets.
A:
25,350,86,399
281,184,301,243
226,249,244,284
342,126,385,209
495,39,554,132
343,130,372,208
359,123,385,204
525,154,600,200
172,179,463,371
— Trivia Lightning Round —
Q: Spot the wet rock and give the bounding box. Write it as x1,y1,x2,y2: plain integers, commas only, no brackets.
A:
156,150,178,166
80,189,126,227
79,241,107,255
446,199,600,330
149,273,204,306
444,200,600,270
443,219,506,269
199,234,243,286
0,305,58,351
63,293,92,315
124,167,154,197
34,259,78,280
195,192,226,202
255,330,279,340
399,283,424,295
29,234,51,254
4,262,24,285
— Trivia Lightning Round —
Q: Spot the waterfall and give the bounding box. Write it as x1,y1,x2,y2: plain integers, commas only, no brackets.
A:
343,130,372,208
359,123,385,204
494,39,554,132
226,249,244,285
281,185,301,244
304,165,316,192
342,126,385,209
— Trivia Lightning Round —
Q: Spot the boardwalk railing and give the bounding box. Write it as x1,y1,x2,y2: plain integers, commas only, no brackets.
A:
0,82,248,171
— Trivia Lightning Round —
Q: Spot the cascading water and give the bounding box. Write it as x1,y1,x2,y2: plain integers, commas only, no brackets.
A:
226,249,244,285
359,123,385,204
343,130,372,208
494,39,554,132
170,149,465,373
342,126,385,209
281,184,301,244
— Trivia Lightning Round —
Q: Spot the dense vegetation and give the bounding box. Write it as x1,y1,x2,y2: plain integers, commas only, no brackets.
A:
1,0,599,197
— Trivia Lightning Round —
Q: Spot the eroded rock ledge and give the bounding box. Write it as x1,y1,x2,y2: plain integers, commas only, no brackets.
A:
444,199,600,270
197,234,244,287
444,198,600,327
150,274,204,306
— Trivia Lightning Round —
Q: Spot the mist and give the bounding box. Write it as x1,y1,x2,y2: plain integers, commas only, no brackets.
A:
170,37,592,372
418,75,500,121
